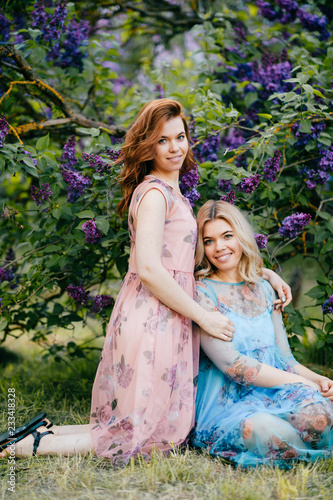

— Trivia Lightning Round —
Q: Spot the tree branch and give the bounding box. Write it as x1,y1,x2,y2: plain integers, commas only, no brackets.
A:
0,45,126,138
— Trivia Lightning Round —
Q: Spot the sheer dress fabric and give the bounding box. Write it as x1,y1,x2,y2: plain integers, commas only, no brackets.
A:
192,279,333,468
90,177,200,465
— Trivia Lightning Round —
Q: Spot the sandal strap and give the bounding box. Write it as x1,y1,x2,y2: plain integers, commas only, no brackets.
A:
31,429,54,456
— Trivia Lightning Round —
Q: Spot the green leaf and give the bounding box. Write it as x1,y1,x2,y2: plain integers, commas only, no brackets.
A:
313,89,325,99
90,128,100,137
52,207,62,219
305,286,326,300
0,318,8,331
28,28,42,40
302,84,313,94
257,113,272,119
95,218,110,235
22,158,38,177
36,134,50,151
76,210,95,219
300,119,311,134
99,133,112,148
318,135,331,147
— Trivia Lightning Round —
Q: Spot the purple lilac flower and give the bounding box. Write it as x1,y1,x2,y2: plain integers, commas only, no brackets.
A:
180,165,201,207
254,234,268,249
278,213,312,238
183,187,201,207
228,63,253,82
61,135,78,169
256,0,278,21
66,284,90,305
91,294,114,313
233,22,247,44
319,147,333,172
0,267,14,284
180,165,199,192
0,116,8,147
31,183,53,206
253,60,292,97
236,174,261,194
303,168,329,190
277,0,298,24
322,296,333,315
32,0,67,41
154,84,165,99
298,9,330,41
44,0,67,42
82,219,102,245
61,169,91,202
0,14,11,42
194,135,220,163
220,190,236,204
292,122,325,149
31,1,48,31
47,18,89,71
218,179,232,192
105,148,121,161
223,129,246,150
263,150,281,182
82,153,110,175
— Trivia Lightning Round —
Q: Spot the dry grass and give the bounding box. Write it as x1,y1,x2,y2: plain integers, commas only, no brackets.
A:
1,347,333,500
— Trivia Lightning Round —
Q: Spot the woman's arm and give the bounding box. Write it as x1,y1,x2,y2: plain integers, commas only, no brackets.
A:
200,331,321,390
262,268,292,309
135,189,235,341
268,284,333,398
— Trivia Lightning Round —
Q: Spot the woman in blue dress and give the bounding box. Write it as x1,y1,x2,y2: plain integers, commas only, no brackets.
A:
192,200,333,468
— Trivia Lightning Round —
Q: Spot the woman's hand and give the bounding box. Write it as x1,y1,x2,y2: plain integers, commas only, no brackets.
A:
320,378,333,400
198,310,235,342
263,268,292,310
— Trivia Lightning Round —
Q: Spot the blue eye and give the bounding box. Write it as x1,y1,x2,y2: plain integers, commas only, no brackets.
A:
204,239,213,245
158,139,166,144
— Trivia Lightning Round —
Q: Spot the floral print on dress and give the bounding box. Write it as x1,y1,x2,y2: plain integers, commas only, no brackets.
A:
192,279,333,468
90,177,199,465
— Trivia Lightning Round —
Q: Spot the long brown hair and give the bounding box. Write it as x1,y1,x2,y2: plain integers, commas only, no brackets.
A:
117,99,195,216
195,200,263,283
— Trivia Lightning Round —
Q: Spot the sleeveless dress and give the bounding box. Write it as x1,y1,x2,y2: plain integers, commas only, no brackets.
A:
192,279,333,468
90,176,199,465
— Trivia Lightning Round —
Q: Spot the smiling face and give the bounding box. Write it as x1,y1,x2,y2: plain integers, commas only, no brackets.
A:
203,218,243,282
151,116,189,182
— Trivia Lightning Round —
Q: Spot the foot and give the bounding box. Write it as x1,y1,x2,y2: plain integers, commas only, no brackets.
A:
0,425,53,458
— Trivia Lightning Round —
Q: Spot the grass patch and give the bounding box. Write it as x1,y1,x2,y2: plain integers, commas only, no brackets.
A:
1,350,333,500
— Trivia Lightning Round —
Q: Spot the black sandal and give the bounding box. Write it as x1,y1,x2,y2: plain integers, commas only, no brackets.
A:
0,414,52,452
31,428,54,456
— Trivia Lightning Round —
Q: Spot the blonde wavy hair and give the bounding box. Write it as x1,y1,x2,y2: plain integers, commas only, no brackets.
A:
195,200,263,283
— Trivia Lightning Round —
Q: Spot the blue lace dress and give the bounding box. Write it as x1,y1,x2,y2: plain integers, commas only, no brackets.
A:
191,279,333,468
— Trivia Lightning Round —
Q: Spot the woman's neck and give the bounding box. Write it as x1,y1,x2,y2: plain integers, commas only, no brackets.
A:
148,170,180,191
211,269,243,284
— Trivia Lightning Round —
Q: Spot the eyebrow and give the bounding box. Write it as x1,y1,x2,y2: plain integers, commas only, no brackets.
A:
203,230,233,240
159,130,185,138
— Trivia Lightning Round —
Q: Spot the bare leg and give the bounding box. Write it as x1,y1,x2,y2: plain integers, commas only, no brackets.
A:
0,425,94,458
51,424,90,435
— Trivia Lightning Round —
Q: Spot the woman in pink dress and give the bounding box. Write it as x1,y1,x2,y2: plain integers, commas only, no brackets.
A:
0,99,290,461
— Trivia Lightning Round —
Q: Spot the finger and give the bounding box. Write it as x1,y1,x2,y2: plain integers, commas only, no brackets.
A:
321,383,329,392
282,285,292,307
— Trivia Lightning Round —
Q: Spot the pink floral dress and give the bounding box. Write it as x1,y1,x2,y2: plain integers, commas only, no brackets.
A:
90,176,200,465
